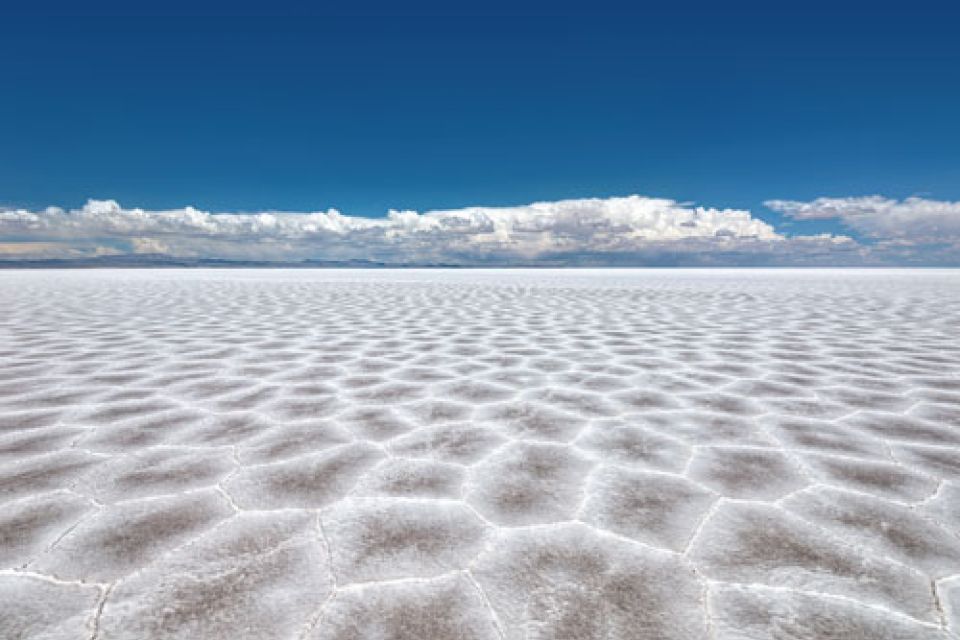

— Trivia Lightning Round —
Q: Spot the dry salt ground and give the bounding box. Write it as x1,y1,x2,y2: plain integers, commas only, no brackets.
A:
1,268,960,640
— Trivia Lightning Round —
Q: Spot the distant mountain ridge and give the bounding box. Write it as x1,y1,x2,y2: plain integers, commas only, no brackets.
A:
0,254,468,269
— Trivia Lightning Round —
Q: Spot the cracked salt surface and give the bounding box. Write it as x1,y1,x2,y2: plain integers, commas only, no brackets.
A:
1,268,959,639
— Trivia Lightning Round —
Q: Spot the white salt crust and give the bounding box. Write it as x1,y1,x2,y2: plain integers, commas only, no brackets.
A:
0,268,958,639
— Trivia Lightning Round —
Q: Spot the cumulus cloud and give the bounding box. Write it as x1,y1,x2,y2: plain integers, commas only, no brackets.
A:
0,241,121,259
17,193,946,264
3,195,824,264
0,242,70,258
766,196,960,244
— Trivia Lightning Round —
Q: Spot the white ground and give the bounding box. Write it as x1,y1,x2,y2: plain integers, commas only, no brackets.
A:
1,269,960,640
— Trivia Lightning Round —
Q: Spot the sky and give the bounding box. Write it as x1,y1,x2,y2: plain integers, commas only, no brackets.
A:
2,0,959,265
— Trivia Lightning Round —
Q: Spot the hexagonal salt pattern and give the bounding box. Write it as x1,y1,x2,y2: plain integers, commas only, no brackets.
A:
1,268,959,639
0,574,100,640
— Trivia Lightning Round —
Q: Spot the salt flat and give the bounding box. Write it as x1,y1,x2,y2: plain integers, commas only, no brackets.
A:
1,268,960,640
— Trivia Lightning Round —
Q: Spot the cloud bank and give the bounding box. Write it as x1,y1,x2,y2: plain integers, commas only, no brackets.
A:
766,196,960,244
1,193,955,265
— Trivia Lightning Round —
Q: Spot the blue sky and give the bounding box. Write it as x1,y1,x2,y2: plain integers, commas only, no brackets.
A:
2,1,959,264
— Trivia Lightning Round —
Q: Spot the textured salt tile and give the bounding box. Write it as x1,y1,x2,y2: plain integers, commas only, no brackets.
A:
465,442,592,525
688,446,807,500
6,388,98,411
0,409,64,432
308,573,500,640
79,423,173,453
0,450,102,504
641,411,775,447
575,422,690,472
762,372,822,390
678,371,731,387
338,374,387,390
481,368,548,390
0,492,94,568
213,384,281,411
783,486,960,577
337,407,415,441
527,356,573,372
440,380,515,404
683,392,765,417
321,498,488,584
909,376,960,392
632,371,706,394
478,401,586,442
765,416,889,459
80,399,180,425
280,382,339,399
473,523,708,640
409,354,459,369
237,421,354,464
263,395,344,421
760,398,855,420
392,367,456,383
349,382,426,404
400,399,473,425
225,442,385,509
173,377,252,401
81,408,205,452
710,583,950,640
0,426,85,462
581,466,715,551
689,501,937,621
941,576,960,636
351,458,464,498
723,378,815,399
843,411,960,446
920,482,960,530
352,358,402,374
0,574,100,640
909,388,960,406
557,372,632,393
908,402,960,425
827,374,905,393
97,388,160,404
76,446,236,503
890,443,960,480
801,452,939,502
99,511,331,640
389,423,506,464
527,388,619,417
169,411,270,447
816,387,914,413
32,489,233,582
610,389,682,412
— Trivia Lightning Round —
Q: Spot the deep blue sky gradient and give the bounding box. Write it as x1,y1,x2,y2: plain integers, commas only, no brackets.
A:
2,1,958,239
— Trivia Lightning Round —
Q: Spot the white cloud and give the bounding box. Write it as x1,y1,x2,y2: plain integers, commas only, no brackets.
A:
2,195,814,264
0,242,67,257
766,196,960,244
130,237,171,254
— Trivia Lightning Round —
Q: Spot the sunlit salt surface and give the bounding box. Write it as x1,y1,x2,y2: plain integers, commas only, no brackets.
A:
1,268,959,639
